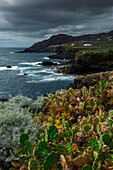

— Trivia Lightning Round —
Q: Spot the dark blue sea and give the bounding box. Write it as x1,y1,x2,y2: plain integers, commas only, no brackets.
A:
0,48,76,100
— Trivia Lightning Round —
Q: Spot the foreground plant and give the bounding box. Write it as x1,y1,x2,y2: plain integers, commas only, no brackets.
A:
10,80,113,169
14,125,70,170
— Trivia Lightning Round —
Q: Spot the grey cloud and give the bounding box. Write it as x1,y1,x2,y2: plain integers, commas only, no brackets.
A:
0,0,113,46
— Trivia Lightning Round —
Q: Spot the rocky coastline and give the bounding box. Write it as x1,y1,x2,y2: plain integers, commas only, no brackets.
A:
17,31,113,92
0,31,113,169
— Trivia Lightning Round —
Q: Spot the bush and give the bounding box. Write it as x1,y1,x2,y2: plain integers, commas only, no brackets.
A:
8,95,33,108
0,97,38,162
31,96,45,116
75,49,113,65
6,95,45,116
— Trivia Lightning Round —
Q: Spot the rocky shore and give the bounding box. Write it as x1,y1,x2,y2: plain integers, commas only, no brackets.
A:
55,49,113,75
17,31,113,92
69,70,113,89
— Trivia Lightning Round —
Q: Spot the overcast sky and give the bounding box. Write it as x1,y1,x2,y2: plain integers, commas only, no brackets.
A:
0,0,113,47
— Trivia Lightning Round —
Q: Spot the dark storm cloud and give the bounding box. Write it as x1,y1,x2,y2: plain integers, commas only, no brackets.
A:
0,0,113,46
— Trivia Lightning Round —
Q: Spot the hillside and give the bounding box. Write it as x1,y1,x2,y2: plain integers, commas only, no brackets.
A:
23,34,75,52
22,30,113,53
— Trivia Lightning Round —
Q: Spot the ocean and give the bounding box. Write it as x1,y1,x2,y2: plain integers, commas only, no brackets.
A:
0,48,76,100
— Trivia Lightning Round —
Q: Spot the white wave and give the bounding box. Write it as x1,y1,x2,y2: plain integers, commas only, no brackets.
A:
44,57,49,59
39,75,75,82
32,69,55,74
0,66,18,71
10,51,14,54
18,67,57,75
26,80,39,83
19,66,33,71
16,72,37,77
26,69,62,75
49,70,63,75
19,62,42,66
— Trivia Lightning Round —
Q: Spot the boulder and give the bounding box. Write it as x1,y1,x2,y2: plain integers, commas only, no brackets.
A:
7,65,12,68
41,60,58,66
24,73,28,76
0,98,8,102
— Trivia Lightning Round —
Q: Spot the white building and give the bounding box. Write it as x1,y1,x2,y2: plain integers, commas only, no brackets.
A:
83,43,92,47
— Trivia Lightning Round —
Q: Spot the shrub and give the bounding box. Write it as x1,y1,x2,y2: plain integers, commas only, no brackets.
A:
8,95,33,108
0,99,38,162
31,96,45,116
75,49,113,65
12,81,113,169
6,95,45,116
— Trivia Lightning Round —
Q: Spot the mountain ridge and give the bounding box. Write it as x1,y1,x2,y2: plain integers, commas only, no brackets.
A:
22,30,113,53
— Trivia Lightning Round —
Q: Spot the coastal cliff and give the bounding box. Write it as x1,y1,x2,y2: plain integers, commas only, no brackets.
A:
23,34,75,53
21,30,113,54
20,30,113,75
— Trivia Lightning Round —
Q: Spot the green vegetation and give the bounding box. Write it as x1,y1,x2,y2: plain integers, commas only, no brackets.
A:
75,49,113,65
0,95,44,163
0,79,112,170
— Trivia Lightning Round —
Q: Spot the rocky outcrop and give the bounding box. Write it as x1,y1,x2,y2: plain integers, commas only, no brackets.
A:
58,62,113,75
0,99,8,102
69,70,113,89
57,49,113,75
7,65,12,68
41,60,58,66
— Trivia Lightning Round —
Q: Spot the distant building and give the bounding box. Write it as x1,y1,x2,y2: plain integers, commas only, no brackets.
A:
83,43,92,47
71,43,74,46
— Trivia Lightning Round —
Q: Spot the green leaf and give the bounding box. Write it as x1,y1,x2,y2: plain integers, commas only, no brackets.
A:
28,159,37,170
43,152,57,170
109,154,113,160
102,134,111,145
89,137,100,152
34,141,48,158
64,130,72,137
83,125,91,133
89,101,94,107
64,103,69,110
82,164,92,170
62,95,65,102
109,140,113,150
38,141,47,151
109,110,113,117
66,141,72,155
44,130,48,142
98,150,110,162
96,125,102,138
48,125,58,143
34,148,48,158
108,119,113,126
107,130,113,138
19,155,30,164
68,88,75,97
35,132,40,138
99,80,108,92
20,133,29,145
79,102,85,109
73,127,79,134
62,118,66,129
24,140,33,154
56,143,67,154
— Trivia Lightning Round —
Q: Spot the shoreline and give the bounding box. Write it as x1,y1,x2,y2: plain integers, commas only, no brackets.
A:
71,70,113,88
